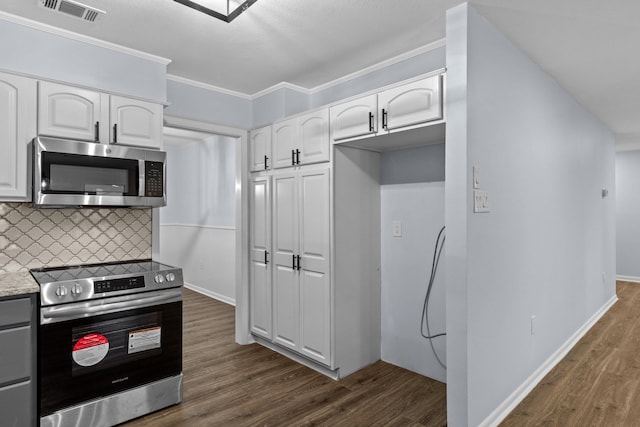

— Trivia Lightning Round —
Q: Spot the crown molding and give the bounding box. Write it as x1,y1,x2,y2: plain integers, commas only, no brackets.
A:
167,74,252,100
308,38,446,94
0,11,171,65
250,81,312,99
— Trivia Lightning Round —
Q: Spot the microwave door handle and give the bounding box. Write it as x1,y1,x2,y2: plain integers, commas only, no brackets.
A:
139,159,146,197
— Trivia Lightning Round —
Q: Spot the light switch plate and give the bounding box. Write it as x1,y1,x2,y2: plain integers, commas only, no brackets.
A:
473,190,490,213
473,166,480,189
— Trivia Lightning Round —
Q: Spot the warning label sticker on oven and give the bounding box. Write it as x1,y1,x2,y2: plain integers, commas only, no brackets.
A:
128,327,161,354
72,334,109,367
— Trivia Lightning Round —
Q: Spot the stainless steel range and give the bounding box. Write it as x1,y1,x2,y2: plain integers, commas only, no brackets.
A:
31,260,184,427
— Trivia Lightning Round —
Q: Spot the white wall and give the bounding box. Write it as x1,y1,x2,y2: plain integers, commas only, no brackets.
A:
615,150,640,280
446,4,616,426
380,181,446,382
159,134,237,303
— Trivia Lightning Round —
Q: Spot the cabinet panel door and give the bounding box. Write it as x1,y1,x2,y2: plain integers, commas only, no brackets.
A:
249,125,272,172
0,326,30,385
250,177,272,339
298,168,330,364
38,81,102,141
0,381,33,427
378,75,442,132
0,73,35,200
272,118,297,169
110,96,163,149
298,109,329,166
272,173,299,349
330,94,377,141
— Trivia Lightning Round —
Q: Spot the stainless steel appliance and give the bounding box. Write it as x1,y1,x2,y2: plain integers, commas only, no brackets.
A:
32,136,167,208
31,260,183,427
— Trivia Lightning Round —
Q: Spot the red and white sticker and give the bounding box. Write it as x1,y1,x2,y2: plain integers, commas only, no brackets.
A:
72,334,109,367
128,327,161,354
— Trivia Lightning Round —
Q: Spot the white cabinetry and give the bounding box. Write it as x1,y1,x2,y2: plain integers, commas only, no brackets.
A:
272,167,331,365
0,72,36,201
249,125,272,172
330,74,443,143
272,109,330,169
38,81,162,149
250,176,272,339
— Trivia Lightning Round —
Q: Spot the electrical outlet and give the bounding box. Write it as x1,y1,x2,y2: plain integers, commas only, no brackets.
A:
392,220,402,237
473,190,490,213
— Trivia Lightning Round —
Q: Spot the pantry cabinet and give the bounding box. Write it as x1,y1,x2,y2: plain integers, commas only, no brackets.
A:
0,72,36,201
272,109,330,169
38,81,163,149
330,74,442,142
272,167,331,365
249,176,272,339
249,125,272,172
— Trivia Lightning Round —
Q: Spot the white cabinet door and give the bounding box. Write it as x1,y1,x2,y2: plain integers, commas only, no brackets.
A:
298,168,331,364
38,81,103,142
298,109,330,166
330,94,377,141
250,176,272,339
249,125,272,172
272,118,297,169
0,73,36,201
110,95,163,149
272,172,299,350
378,75,443,132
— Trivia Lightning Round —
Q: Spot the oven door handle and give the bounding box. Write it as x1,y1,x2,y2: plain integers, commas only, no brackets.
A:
41,289,182,324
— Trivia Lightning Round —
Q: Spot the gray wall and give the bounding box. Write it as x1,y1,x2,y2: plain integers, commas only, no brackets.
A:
0,18,167,102
381,143,445,185
446,4,616,426
616,150,640,279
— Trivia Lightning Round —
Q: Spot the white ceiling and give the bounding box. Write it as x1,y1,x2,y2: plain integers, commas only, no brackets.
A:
0,0,638,146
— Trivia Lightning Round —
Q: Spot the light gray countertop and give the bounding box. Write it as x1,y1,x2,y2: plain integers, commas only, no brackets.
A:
0,271,40,297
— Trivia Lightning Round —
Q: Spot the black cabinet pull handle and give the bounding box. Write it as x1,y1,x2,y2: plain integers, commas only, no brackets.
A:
113,123,118,143
95,121,100,142
291,149,295,166
264,155,269,170
295,149,300,165
368,112,374,132
382,109,388,129
292,254,296,270
264,250,269,265
296,255,301,271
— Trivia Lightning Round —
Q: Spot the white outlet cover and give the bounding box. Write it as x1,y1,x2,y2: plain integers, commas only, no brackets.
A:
392,220,402,237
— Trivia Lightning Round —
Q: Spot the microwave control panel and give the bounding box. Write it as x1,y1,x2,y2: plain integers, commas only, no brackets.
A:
145,161,164,197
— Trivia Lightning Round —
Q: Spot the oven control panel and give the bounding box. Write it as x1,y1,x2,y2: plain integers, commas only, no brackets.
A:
95,276,146,293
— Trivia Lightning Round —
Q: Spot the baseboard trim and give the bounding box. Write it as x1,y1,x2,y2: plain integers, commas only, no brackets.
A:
478,293,618,427
616,275,640,284
184,282,235,306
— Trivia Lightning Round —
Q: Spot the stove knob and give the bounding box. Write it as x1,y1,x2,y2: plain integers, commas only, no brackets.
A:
71,283,83,295
165,273,175,282
55,285,68,297
154,274,164,284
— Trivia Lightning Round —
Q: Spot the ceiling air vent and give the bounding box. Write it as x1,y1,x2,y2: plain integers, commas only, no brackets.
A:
38,0,106,23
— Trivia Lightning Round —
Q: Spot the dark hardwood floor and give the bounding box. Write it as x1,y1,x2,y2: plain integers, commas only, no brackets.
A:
125,288,447,426
127,281,640,426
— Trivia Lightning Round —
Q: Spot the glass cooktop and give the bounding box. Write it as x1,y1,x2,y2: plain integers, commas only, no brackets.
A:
30,259,176,284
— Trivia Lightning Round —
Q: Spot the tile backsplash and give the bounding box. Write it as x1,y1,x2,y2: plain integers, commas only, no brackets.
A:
0,203,152,273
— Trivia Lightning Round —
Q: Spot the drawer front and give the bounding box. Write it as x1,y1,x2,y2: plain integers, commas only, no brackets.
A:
0,298,31,327
0,326,30,384
0,380,33,427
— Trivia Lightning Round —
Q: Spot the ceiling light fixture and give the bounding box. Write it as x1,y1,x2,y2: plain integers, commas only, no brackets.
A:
174,0,258,23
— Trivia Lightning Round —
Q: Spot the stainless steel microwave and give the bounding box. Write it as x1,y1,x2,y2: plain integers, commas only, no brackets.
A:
32,137,166,208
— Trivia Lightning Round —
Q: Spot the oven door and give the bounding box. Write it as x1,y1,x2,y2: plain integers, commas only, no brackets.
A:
39,289,182,417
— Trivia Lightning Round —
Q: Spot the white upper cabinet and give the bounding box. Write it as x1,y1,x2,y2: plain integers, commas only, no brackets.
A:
330,74,443,143
109,95,163,149
330,94,377,141
249,125,272,172
38,81,104,142
272,109,330,169
0,72,36,201
378,75,442,132
38,81,163,149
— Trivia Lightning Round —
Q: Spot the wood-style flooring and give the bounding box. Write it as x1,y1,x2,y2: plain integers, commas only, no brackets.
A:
125,288,447,426
127,281,640,426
